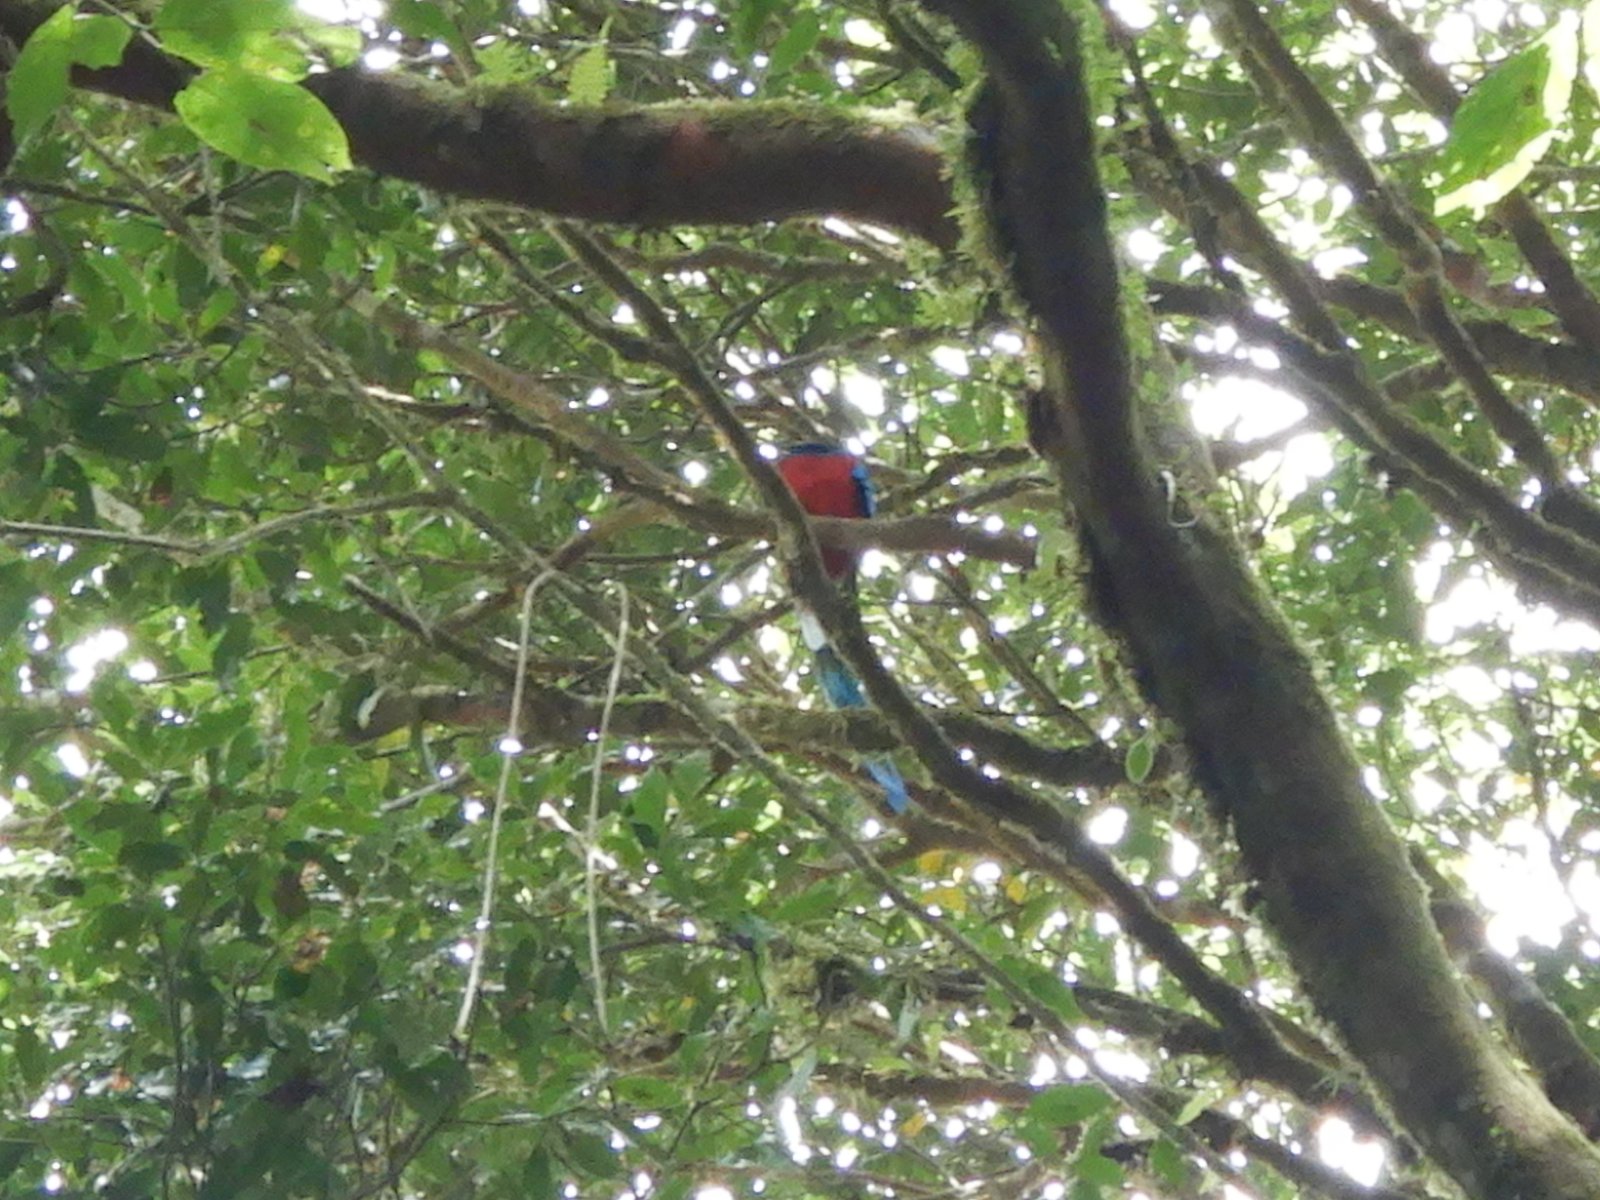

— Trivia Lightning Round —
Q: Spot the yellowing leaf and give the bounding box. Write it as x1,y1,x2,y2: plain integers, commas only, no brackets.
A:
923,886,968,914
1004,876,1028,904
900,1111,929,1137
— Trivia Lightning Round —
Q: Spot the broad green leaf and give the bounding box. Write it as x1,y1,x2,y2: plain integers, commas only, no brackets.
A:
772,879,845,923
7,9,132,141
389,0,463,47
1436,14,1578,215
154,0,303,77
1000,954,1082,1022
1149,1137,1186,1185
769,12,822,76
301,20,363,68
1025,1083,1112,1127
562,1130,618,1178
118,839,187,877
73,414,166,462
14,1026,46,1089
568,21,614,106
0,564,31,645
1075,1113,1126,1187
173,69,352,181
732,0,782,54
627,767,669,846
0,1141,31,1184
523,1147,556,1198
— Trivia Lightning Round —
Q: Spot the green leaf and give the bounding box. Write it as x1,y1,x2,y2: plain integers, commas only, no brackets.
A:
732,0,782,54
0,1139,30,1190
1025,1083,1111,1127
0,563,32,646
568,22,614,106
669,754,714,803
393,1048,471,1119
14,1026,46,1089
1149,1137,1186,1185
1123,733,1156,783
771,880,844,923
1074,1114,1124,1188
628,767,669,848
211,614,255,682
118,839,187,877
7,9,132,141
1174,1084,1224,1125
1001,954,1082,1022
1436,15,1579,215
523,1147,556,1198
769,11,822,76
562,1129,618,1178
196,288,239,334
174,564,232,634
154,0,303,76
173,68,352,181
0,1141,31,1184
73,413,167,462
389,0,463,48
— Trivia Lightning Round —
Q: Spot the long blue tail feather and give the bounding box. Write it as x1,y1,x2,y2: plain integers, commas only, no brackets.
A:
865,758,910,814
814,646,864,708
814,647,909,813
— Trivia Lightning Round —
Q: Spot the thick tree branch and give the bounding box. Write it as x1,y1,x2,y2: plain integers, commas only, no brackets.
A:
929,1,1600,1196
1420,860,1600,1139
0,0,959,248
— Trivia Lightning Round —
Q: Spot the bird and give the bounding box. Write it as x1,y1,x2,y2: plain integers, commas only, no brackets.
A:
774,442,909,813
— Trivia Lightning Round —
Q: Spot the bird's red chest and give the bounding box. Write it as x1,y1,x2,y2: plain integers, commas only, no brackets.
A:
775,454,863,519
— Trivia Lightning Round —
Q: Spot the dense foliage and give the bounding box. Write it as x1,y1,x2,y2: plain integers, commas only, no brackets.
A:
5,0,1600,1197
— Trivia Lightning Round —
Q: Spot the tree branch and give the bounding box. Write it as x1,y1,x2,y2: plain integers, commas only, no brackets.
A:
928,2,1600,1195
0,0,959,248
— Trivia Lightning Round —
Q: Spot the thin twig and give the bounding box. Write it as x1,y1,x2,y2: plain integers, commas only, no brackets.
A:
584,583,630,1036
454,569,555,1041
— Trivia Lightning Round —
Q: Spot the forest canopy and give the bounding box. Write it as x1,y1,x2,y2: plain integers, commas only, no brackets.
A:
5,0,1600,1198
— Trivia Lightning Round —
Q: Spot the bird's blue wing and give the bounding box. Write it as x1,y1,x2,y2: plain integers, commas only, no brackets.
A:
851,460,876,518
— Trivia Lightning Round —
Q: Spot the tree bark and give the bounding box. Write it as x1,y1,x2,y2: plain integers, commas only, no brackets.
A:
0,0,958,247
919,1,1600,1197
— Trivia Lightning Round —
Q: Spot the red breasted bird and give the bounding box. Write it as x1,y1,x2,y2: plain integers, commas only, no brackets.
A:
775,443,909,813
